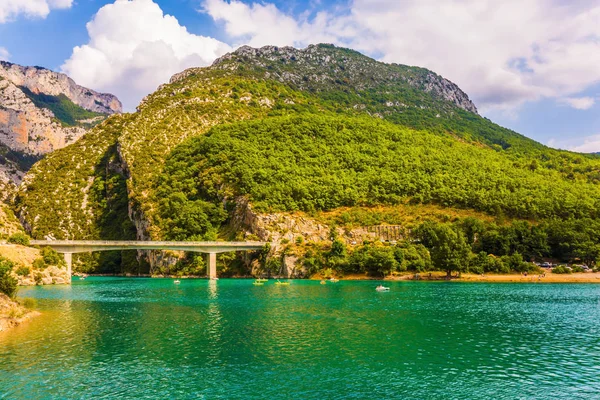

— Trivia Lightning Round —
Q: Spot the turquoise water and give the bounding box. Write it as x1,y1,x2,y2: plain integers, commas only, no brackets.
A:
2,278,600,399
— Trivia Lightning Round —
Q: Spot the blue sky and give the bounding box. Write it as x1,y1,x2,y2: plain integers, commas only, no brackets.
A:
1,0,600,152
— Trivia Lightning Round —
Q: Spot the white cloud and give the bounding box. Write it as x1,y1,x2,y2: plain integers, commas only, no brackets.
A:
0,47,10,61
547,134,600,153
567,135,600,153
0,0,72,23
61,0,231,111
559,97,595,110
202,0,600,113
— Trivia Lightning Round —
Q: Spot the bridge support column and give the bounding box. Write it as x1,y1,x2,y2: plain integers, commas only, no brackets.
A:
63,253,72,282
207,252,217,279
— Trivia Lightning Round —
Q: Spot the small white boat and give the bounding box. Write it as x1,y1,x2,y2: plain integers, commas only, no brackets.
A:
174,280,181,284
376,285,390,292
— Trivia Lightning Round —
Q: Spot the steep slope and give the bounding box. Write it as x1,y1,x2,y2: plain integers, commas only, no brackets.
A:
15,44,600,274
0,61,121,189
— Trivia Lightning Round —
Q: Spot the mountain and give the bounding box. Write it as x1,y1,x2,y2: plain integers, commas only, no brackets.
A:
0,61,121,195
14,44,600,275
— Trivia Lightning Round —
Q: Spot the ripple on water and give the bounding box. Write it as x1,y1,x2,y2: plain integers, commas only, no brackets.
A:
2,280,600,399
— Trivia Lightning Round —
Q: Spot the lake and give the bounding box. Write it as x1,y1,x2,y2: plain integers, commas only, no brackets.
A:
2,278,600,399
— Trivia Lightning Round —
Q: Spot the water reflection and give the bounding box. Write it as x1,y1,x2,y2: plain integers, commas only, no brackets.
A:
3,280,600,399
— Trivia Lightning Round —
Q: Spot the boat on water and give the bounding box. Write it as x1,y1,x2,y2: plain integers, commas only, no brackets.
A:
329,278,339,283
275,280,290,286
174,280,181,285
255,278,268,282
320,280,327,285
376,285,390,292
252,281,264,286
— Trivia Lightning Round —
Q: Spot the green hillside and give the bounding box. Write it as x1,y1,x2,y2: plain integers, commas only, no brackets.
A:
14,44,600,276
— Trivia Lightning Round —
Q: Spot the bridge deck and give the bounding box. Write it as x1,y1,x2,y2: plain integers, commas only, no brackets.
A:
30,240,267,254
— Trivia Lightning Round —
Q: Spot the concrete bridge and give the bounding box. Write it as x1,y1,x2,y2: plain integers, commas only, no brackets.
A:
31,240,267,280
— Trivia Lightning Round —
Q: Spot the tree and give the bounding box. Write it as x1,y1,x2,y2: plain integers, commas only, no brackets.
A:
0,257,18,298
574,241,600,267
414,221,471,278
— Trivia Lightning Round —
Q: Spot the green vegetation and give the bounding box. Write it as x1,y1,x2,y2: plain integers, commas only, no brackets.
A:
552,265,571,274
16,44,600,276
8,232,30,246
15,115,142,274
19,86,104,127
0,256,17,298
158,114,600,230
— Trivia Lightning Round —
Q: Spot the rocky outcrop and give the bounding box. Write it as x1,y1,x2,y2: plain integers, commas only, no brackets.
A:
0,62,122,188
230,197,379,248
0,77,87,156
0,294,39,332
0,62,121,114
174,44,478,114
0,243,69,286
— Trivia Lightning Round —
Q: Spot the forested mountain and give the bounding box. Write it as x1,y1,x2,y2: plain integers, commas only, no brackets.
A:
14,44,600,276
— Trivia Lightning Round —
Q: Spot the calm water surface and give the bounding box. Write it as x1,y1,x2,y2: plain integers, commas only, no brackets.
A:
2,278,600,399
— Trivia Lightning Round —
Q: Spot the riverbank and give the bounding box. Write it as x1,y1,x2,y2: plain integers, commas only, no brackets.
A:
379,271,600,283
0,294,39,332
70,271,600,283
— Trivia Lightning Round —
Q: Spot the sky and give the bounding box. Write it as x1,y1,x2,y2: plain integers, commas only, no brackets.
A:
1,0,599,152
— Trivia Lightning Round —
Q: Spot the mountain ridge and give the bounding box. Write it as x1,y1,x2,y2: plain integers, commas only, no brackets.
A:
14,43,600,275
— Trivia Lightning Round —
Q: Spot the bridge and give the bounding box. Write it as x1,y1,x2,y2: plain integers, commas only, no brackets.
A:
31,240,267,280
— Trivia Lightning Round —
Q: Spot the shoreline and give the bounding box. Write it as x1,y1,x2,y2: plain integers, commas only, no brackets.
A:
63,271,600,284
382,271,600,283
0,294,39,333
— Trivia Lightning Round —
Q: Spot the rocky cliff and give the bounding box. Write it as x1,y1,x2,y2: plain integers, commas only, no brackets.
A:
0,62,121,114
0,61,121,188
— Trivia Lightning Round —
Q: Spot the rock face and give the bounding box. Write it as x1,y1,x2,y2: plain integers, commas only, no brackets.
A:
0,62,121,114
0,61,121,187
174,44,478,114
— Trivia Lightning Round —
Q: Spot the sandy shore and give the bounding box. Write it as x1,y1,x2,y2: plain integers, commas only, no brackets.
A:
333,271,600,283
386,271,600,283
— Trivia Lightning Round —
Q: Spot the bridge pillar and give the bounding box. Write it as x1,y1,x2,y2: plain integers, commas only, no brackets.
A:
63,253,72,282
207,252,217,279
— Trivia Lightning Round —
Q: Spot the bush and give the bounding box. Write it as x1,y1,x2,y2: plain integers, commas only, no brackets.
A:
32,258,46,270
0,257,18,298
15,265,31,276
552,265,571,274
571,265,585,273
7,232,30,246
41,246,63,266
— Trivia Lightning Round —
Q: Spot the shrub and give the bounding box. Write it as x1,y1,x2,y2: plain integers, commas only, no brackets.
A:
32,258,46,270
571,265,585,273
41,246,63,266
552,265,571,274
0,257,18,298
7,232,30,246
15,265,31,276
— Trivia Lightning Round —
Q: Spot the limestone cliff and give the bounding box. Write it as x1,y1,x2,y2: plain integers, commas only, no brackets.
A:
0,62,121,114
0,61,121,187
